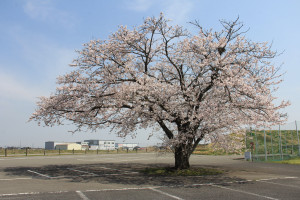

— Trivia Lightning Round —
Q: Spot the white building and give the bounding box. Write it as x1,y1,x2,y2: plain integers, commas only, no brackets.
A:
76,142,89,150
84,140,115,150
116,143,138,150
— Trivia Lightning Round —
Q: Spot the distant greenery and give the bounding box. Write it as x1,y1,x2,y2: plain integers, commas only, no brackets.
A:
245,130,300,156
193,144,229,155
141,167,223,176
271,157,300,165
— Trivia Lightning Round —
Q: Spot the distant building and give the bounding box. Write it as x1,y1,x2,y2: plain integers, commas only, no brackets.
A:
116,143,138,150
45,141,65,150
84,140,115,150
76,142,89,150
55,143,82,150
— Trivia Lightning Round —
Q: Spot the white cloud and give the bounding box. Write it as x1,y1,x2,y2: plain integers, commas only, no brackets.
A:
23,0,75,27
163,0,193,25
0,70,44,102
126,0,154,12
124,0,194,25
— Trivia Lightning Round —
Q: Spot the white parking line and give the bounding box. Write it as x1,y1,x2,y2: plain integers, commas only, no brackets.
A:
68,168,98,176
258,180,300,189
149,188,184,200
212,184,279,200
27,170,52,178
0,178,32,181
85,186,160,192
0,191,69,197
76,191,90,200
0,192,41,197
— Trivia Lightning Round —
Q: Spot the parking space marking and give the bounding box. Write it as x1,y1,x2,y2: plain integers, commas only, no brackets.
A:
85,186,160,192
68,168,98,176
0,178,32,181
258,180,300,189
76,191,90,200
212,185,279,200
0,192,41,197
0,176,298,199
27,170,52,179
150,188,184,200
0,191,69,197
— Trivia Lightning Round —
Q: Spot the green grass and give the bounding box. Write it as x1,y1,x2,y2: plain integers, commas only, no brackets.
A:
141,167,223,176
271,157,300,164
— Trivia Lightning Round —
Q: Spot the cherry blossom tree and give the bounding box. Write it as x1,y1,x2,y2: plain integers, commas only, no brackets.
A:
31,14,289,169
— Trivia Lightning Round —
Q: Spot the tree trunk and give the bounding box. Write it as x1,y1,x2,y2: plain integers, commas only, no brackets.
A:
174,146,190,169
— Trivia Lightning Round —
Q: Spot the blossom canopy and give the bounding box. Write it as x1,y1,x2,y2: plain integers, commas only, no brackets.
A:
31,14,289,169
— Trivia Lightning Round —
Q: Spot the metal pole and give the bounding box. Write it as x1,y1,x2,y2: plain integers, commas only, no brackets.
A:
264,128,267,161
245,130,248,151
271,132,274,160
285,132,288,155
5,148,7,157
279,125,283,160
296,121,300,156
278,126,281,155
255,129,258,161
291,130,294,155
26,148,28,156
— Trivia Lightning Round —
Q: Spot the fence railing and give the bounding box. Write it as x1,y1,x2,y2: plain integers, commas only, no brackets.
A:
246,121,300,161
0,147,153,157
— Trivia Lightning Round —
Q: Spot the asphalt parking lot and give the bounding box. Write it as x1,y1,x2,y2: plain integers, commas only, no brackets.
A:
0,153,300,199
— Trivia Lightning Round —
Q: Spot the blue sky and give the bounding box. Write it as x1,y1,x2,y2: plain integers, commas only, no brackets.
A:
1,0,300,148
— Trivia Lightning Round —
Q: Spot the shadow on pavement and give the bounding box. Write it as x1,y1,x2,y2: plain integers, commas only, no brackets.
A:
3,163,246,187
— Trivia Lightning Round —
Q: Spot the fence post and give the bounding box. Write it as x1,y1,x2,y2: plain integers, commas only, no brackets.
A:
44,149,46,156
285,132,288,154
245,131,248,150
146,148,147,153
291,131,294,155
97,149,98,155
117,149,119,154
73,148,74,155
264,129,267,161
254,130,258,161
59,148,61,155
296,121,300,156
127,148,128,153
26,148,28,156
5,148,7,157
271,133,274,160
279,125,283,160
85,149,87,154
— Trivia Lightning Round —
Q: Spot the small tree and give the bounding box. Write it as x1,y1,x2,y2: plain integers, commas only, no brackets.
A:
31,14,289,169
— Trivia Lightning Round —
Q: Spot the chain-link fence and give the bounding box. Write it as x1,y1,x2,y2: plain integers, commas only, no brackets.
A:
245,121,300,161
